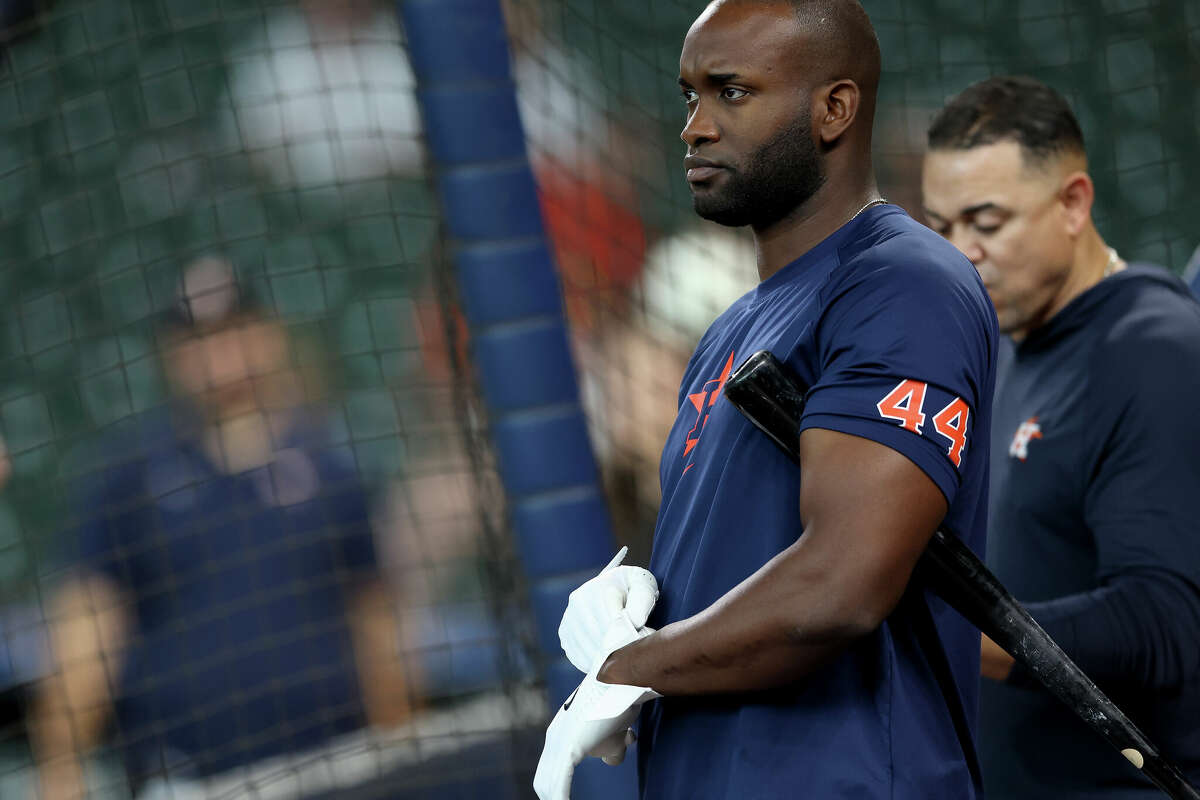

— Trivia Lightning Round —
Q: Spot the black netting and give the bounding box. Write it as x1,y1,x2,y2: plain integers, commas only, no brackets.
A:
1,2,541,797
2,0,1197,797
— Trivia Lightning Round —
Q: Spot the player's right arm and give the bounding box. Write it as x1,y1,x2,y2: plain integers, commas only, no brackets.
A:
600,241,993,695
598,425,948,694
29,573,130,800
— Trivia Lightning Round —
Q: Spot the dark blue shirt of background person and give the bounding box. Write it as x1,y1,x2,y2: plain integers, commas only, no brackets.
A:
70,409,378,785
983,266,1200,795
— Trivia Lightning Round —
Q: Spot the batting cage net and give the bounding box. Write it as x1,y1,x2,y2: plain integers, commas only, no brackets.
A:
0,0,1196,798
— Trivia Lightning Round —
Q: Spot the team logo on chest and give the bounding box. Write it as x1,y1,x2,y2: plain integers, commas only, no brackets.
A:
1009,416,1043,462
681,350,736,474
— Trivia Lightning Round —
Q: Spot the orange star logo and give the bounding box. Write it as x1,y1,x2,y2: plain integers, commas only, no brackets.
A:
681,350,736,472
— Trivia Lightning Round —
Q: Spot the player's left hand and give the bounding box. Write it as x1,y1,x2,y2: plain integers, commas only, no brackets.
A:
534,614,660,800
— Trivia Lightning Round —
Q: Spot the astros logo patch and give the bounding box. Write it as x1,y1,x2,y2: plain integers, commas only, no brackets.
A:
1009,416,1042,462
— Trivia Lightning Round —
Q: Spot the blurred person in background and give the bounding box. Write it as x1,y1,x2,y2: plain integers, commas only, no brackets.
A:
29,256,418,800
224,0,424,188
506,0,648,332
580,226,758,556
923,75,1200,797
509,1,654,555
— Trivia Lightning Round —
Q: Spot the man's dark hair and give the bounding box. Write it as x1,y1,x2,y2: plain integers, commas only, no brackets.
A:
927,76,1085,164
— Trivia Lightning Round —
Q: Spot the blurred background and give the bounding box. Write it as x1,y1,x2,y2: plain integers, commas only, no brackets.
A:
0,0,1195,797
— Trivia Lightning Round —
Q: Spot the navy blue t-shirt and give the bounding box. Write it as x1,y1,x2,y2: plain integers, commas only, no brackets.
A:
982,266,1200,798
639,205,998,800
67,411,377,783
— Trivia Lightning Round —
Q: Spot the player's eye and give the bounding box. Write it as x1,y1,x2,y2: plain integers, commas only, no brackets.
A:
721,87,748,100
973,222,1002,235
680,88,698,104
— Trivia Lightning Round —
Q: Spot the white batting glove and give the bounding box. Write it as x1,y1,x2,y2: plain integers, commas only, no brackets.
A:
559,546,659,673
534,614,660,800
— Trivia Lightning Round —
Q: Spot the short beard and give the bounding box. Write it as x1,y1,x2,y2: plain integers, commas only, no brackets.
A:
692,113,826,229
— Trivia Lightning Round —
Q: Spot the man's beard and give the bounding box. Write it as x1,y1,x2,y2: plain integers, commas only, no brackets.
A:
692,114,826,229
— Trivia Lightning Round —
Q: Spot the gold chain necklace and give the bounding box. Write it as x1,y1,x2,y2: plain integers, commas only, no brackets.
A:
1103,246,1121,277
851,198,888,220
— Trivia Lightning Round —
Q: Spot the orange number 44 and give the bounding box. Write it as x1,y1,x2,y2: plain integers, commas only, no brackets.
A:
877,379,970,467
932,397,969,467
876,379,928,434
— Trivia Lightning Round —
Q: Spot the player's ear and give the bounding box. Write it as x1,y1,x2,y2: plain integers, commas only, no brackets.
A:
1058,170,1094,237
815,79,860,145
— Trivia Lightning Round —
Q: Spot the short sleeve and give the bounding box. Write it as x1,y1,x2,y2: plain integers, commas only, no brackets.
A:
64,456,143,587
1083,322,1200,583
799,250,994,506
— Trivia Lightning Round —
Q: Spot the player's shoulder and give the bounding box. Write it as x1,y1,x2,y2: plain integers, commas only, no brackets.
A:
1106,264,1200,322
826,207,994,321
834,207,988,299
1092,264,1200,363
62,409,175,494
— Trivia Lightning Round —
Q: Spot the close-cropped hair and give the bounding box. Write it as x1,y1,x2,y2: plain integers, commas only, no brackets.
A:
927,75,1086,165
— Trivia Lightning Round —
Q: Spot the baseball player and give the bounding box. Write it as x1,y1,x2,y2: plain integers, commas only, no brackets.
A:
535,2,998,798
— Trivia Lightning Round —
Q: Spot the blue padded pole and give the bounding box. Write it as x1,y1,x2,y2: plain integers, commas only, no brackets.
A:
397,1,637,795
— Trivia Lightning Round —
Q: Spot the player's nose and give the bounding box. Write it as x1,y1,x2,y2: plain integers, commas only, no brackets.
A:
681,102,719,148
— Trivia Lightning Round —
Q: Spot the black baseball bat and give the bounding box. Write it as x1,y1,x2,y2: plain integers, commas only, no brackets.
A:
723,349,1200,800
